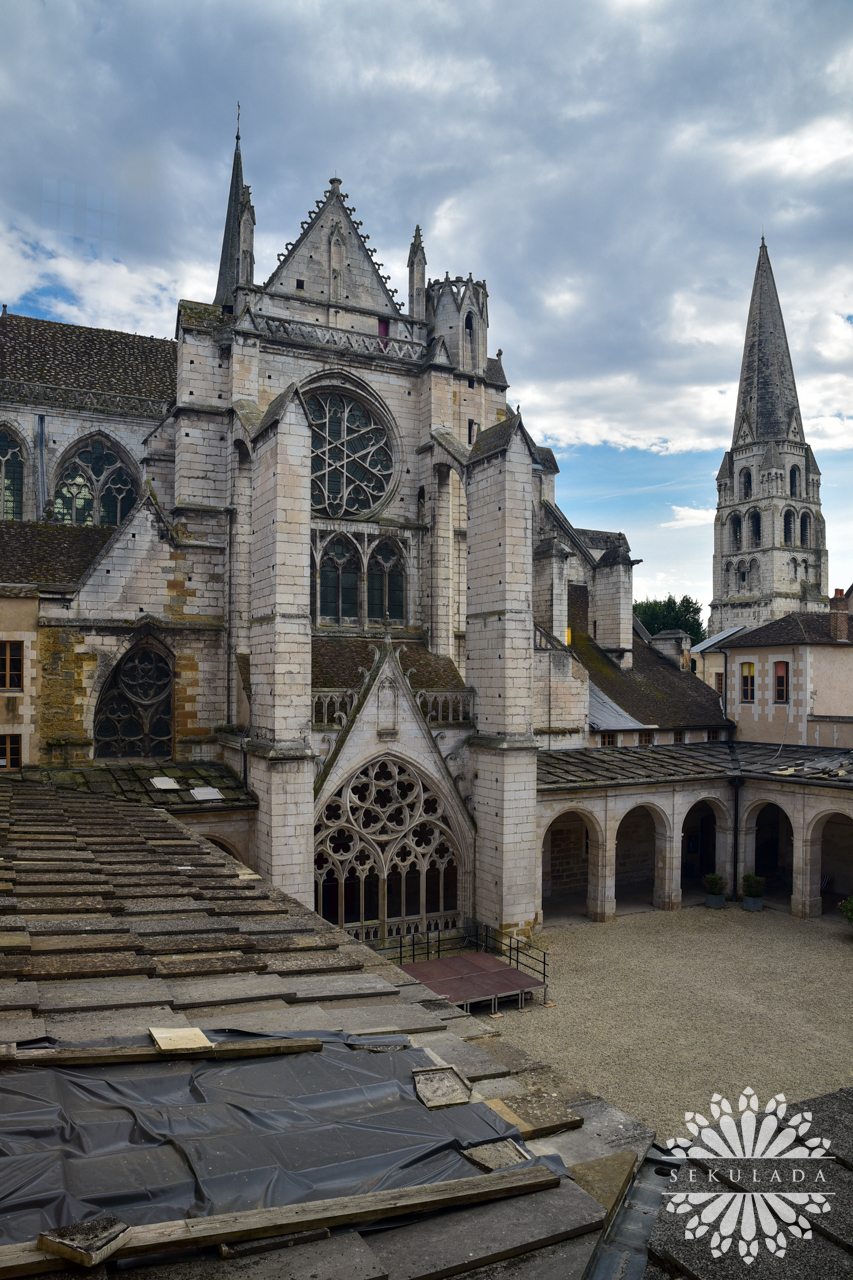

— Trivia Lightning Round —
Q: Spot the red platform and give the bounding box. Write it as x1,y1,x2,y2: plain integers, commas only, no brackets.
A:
399,951,546,1011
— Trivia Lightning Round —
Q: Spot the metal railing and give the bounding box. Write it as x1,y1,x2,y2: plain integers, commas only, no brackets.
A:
0,378,171,420
254,315,427,363
377,917,548,998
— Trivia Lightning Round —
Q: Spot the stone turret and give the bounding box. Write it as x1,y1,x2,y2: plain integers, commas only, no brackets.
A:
709,241,828,633
426,274,488,376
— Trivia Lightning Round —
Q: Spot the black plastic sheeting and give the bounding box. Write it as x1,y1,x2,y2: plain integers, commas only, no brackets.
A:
0,1029,563,1245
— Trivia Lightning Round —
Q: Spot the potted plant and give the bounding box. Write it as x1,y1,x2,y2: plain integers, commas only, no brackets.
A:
702,873,725,909
742,874,765,912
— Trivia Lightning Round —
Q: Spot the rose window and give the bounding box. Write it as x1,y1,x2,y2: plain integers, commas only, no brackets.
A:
308,392,392,518
314,758,461,939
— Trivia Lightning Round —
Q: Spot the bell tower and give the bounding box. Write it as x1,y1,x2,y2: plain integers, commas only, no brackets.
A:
709,241,828,634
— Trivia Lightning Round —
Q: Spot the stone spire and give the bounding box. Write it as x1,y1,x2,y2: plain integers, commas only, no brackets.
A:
408,225,426,320
732,239,802,445
214,128,252,309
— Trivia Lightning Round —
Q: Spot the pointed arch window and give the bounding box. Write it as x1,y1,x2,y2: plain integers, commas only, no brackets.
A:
790,466,800,498
314,759,464,941
54,437,137,526
0,430,24,521
308,392,392,518
94,645,172,758
320,537,360,624
368,540,405,621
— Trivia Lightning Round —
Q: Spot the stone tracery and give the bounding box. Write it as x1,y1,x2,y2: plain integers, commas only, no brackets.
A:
308,391,392,518
314,758,461,940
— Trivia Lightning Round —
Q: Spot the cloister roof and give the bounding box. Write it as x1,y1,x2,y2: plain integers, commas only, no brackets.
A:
537,742,853,793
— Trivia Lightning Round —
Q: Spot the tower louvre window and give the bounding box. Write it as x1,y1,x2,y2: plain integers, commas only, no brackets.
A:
800,513,811,547
790,466,800,497
784,511,795,546
741,469,752,500
749,512,761,547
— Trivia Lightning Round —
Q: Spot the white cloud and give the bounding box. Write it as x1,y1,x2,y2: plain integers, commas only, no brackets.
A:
661,505,716,528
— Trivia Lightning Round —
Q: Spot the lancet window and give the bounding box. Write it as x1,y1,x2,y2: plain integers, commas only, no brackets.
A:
94,645,172,758
367,541,405,621
54,436,137,526
314,758,463,941
319,538,360,624
0,430,23,521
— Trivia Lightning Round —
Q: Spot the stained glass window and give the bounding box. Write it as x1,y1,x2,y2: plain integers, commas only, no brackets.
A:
319,538,360,624
0,430,23,521
54,436,137,526
308,392,392,518
367,540,404,621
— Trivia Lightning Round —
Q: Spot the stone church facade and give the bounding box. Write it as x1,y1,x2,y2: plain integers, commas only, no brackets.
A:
1,139,851,934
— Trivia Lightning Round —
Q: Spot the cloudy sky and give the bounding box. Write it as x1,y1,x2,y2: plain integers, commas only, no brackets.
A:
3,0,853,618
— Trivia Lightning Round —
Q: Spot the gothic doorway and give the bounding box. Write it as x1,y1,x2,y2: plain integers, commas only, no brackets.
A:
314,758,465,941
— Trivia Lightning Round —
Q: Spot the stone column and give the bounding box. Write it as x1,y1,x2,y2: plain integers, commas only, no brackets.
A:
791,811,821,918
715,816,735,896
587,820,615,922
246,391,314,904
465,422,539,935
653,824,681,910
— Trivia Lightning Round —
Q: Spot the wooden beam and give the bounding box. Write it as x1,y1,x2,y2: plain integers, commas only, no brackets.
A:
1,1038,323,1068
0,1168,558,1276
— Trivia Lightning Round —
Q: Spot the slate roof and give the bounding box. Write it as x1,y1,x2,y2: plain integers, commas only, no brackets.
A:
569,630,729,730
733,241,802,444
0,312,175,400
312,638,466,691
17,760,256,813
484,353,508,388
718,612,851,647
0,522,115,587
538,742,853,792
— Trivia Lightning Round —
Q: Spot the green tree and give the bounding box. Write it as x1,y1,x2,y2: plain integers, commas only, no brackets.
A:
634,594,706,645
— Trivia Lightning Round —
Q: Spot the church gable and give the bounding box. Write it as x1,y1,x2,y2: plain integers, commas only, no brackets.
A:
265,180,398,315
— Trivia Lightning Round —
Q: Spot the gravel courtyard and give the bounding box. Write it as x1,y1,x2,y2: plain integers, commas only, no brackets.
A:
487,905,853,1141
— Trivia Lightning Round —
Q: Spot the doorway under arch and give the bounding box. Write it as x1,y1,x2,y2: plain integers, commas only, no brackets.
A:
541,810,590,924
681,801,717,903
752,803,793,904
615,806,657,909
817,812,853,916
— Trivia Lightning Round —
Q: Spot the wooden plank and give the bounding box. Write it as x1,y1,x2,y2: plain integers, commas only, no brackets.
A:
2,1036,322,1067
37,1217,131,1267
0,1242,65,1278
120,1167,558,1256
149,1026,212,1052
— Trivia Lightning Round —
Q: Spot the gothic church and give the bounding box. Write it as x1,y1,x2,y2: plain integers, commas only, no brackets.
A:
1,135,851,934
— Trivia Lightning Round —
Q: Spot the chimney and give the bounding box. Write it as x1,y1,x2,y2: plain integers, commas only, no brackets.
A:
650,629,693,669
830,589,848,641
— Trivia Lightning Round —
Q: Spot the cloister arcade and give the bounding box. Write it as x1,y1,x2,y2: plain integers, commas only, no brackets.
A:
537,781,853,924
